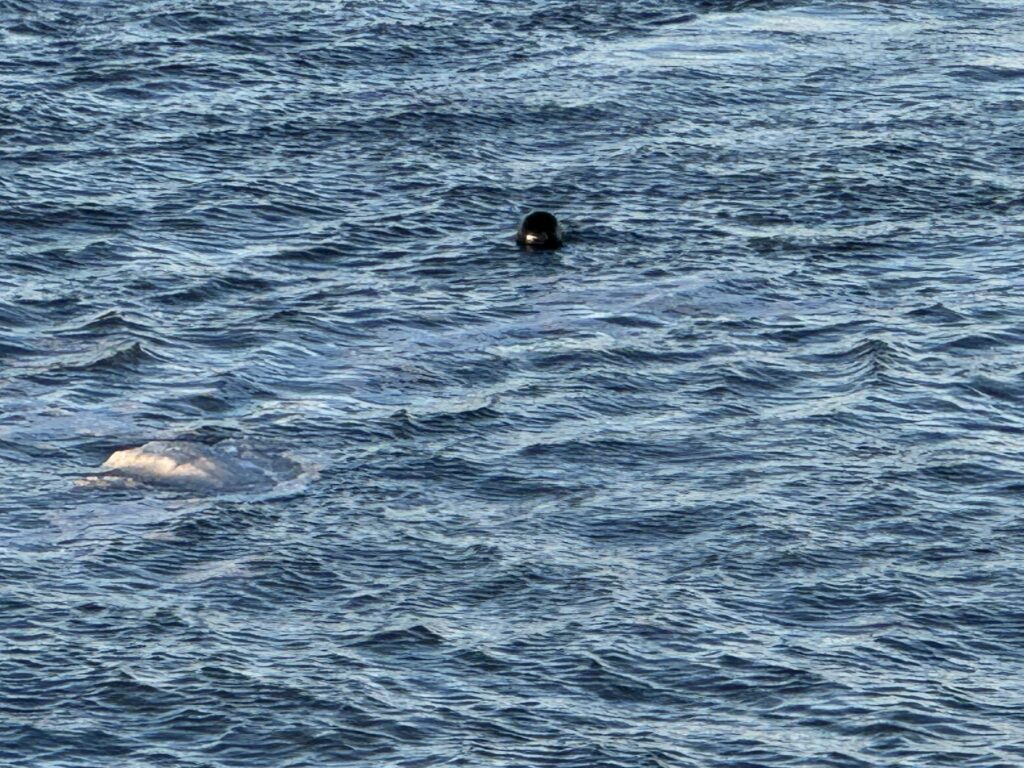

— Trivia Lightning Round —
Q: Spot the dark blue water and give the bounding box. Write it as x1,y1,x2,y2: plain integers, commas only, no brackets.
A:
4,1,1024,765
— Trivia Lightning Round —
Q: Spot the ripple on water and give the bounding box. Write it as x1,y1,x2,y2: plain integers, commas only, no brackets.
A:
4,0,1024,767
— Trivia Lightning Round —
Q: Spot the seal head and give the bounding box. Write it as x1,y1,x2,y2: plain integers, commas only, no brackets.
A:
516,211,562,250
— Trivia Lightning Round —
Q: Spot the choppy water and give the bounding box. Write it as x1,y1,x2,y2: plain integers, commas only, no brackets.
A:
3,1,1024,765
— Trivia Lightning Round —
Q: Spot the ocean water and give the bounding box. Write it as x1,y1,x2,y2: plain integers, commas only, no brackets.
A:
3,0,1024,765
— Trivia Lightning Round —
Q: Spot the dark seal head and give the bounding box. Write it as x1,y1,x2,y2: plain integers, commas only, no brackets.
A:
516,211,562,250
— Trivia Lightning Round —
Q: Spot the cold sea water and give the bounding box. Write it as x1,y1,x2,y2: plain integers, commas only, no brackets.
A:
3,0,1024,765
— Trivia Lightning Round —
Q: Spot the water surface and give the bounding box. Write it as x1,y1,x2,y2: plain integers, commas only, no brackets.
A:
3,1,1024,766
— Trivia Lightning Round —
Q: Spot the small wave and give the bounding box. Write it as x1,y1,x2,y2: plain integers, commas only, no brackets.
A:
36,340,163,379
948,63,1024,83
351,624,446,650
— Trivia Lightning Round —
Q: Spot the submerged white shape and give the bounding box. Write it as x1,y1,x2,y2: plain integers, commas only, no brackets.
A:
176,557,260,583
96,440,305,493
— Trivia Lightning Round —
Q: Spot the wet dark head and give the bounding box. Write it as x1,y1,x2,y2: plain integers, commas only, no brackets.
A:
516,211,562,250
